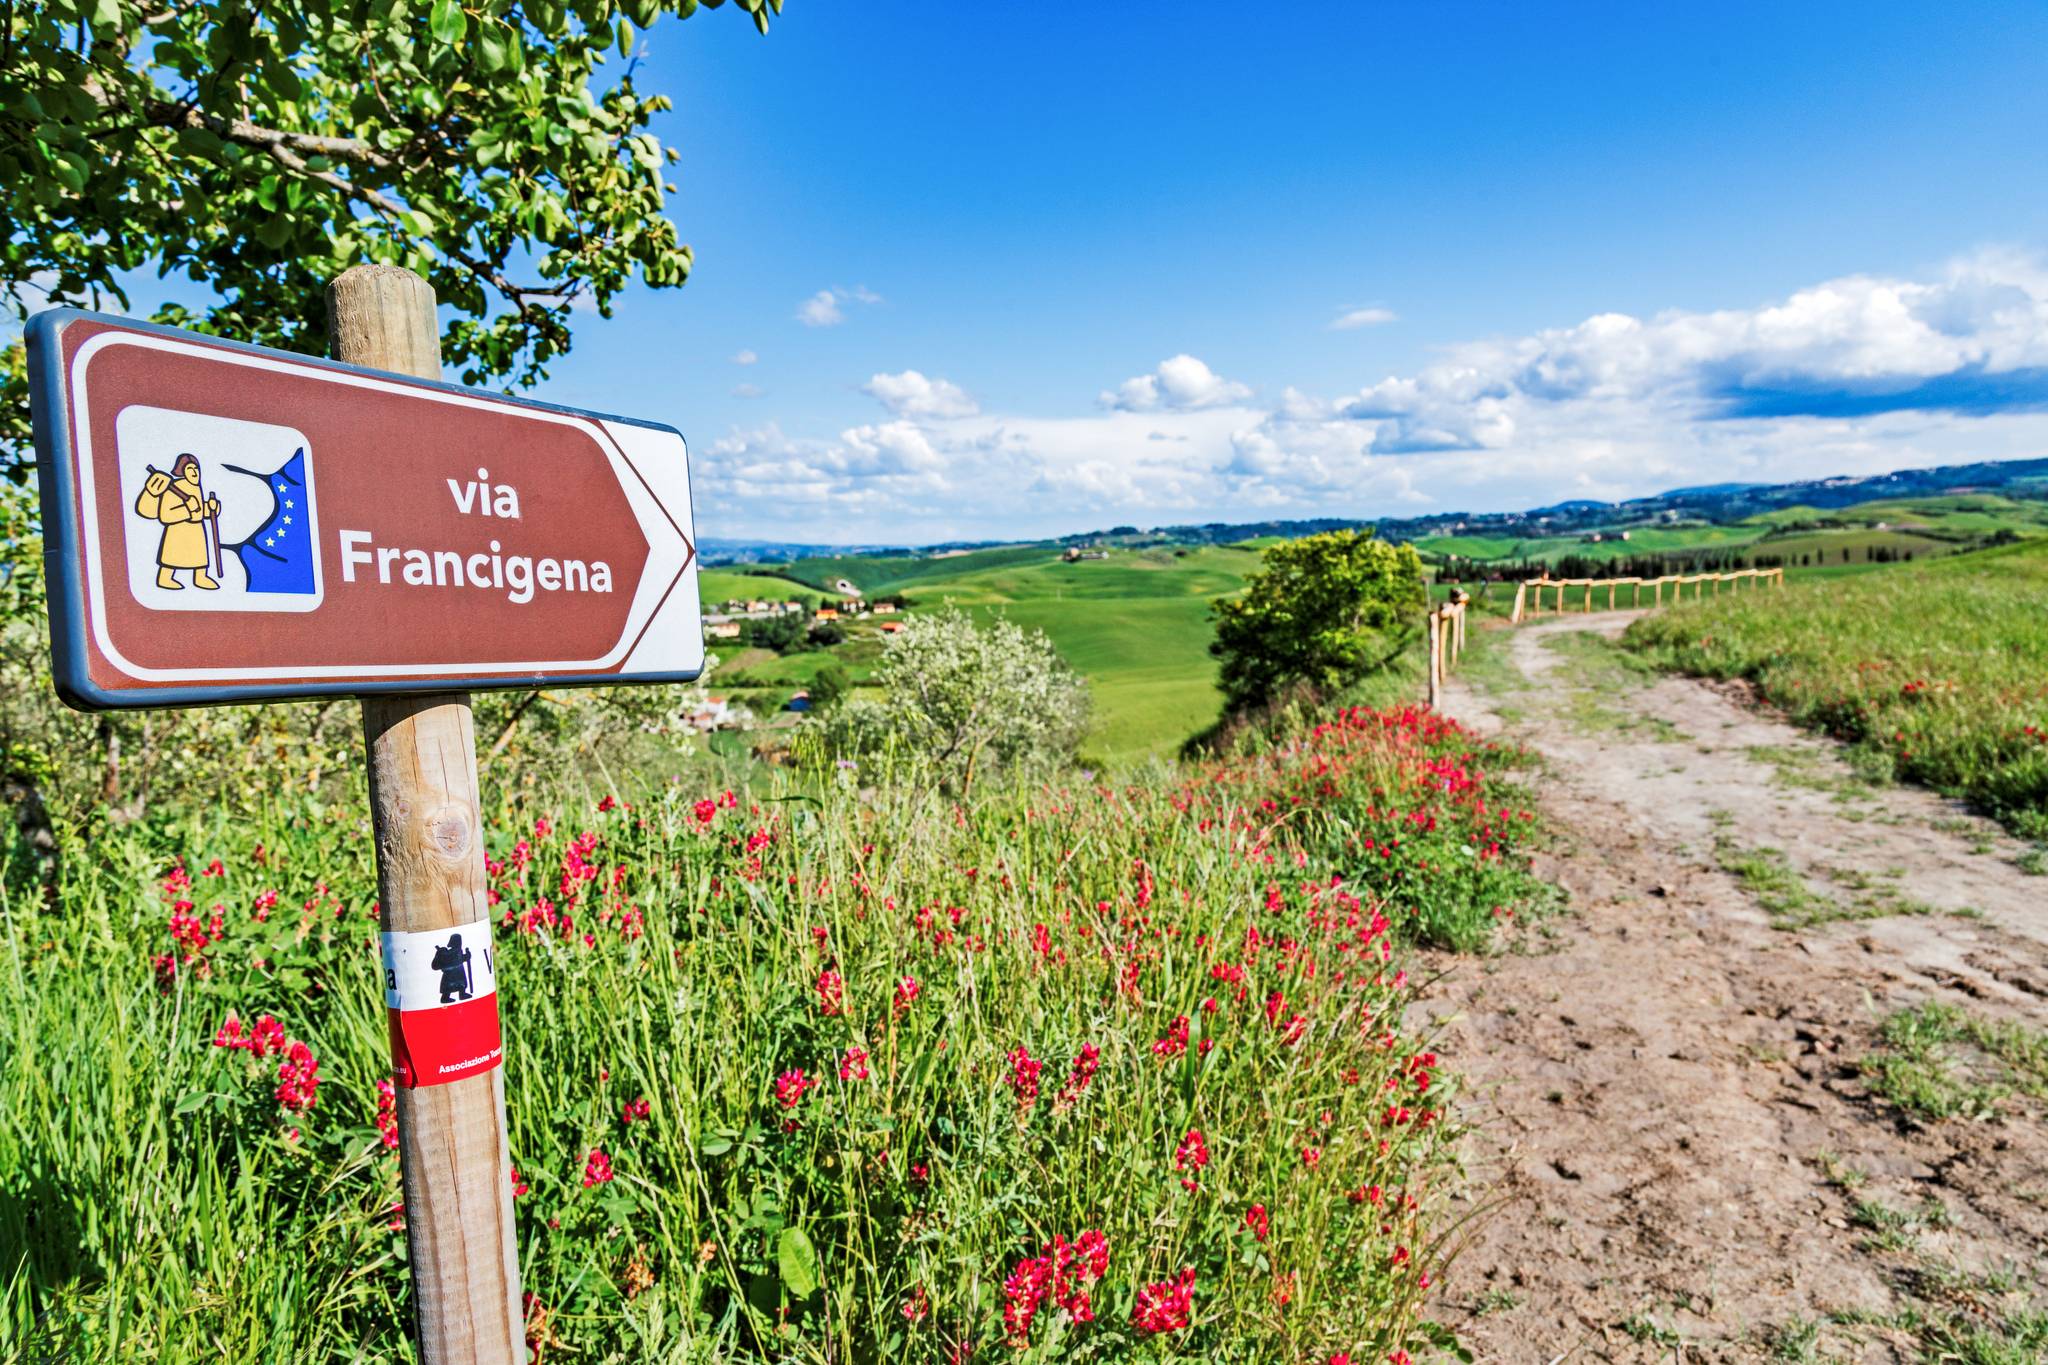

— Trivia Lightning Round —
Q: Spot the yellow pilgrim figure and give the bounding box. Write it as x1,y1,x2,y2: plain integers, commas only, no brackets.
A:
134,453,221,590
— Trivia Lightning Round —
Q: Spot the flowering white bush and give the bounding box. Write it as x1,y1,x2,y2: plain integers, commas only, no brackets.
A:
813,609,1089,786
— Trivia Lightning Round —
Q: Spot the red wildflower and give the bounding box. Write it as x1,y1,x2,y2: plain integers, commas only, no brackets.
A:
275,1040,320,1113
1243,1203,1269,1242
581,1149,614,1187
1008,1046,1043,1110
1058,1043,1100,1107
1151,1014,1190,1059
1174,1129,1209,1191
375,1078,398,1150
894,975,921,1016
774,1069,814,1108
816,969,844,1016
840,1045,870,1081
621,1096,652,1125
1132,1267,1195,1333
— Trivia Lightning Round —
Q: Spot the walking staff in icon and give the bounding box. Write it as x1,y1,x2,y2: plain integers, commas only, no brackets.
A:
430,933,475,1004
134,453,222,590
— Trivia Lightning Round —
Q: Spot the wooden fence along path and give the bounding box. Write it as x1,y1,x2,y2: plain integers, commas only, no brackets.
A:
1424,567,1784,710
1425,592,1468,711
1508,566,1783,624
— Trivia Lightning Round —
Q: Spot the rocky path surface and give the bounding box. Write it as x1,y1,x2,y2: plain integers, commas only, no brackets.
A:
1422,613,2048,1363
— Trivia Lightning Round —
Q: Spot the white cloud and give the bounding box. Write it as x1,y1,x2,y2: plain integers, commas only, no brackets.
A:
1100,354,1254,411
797,291,843,327
862,369,980,419
732,383,763,399
700,251,2048,543
796,285,883,327
731,349,758,365
1329,305,1397,330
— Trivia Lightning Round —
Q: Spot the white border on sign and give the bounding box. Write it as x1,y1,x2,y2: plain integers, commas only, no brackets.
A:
69,331,699,682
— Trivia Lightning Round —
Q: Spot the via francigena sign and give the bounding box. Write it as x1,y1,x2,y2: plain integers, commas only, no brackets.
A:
27,310,703,708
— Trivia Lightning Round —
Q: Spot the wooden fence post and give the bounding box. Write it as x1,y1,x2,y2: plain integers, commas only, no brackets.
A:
1426,607,1442,710
1511,581,1526,624
332,264,526,1365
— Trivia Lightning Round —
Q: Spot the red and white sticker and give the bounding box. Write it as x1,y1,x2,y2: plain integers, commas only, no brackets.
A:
381,918,503,1088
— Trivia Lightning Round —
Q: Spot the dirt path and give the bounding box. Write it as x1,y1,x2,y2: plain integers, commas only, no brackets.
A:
1422,612,2048,1363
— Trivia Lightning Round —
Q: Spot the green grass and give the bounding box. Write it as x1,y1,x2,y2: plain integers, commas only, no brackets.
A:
1625,540,2048,839
1536,631,1685,740
919,548,1261,760
695,546,1260,757
1858,1002,2048,1122
0,703,1553,1361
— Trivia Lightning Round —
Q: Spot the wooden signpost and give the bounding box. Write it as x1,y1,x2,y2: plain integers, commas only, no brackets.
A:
27,264,704,1363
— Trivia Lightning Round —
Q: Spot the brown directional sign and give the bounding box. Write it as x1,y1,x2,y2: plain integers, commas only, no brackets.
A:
27,310,703,709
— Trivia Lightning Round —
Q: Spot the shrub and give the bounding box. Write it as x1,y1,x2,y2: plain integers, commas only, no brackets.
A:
811,609,1089,788
1210,531,1427,714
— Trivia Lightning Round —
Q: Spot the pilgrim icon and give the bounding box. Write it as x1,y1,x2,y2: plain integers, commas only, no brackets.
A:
133,453,223,591
114,406,324,614
431,933,475,1004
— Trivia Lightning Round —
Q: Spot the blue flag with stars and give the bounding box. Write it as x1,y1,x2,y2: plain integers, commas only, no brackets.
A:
225,449,316,595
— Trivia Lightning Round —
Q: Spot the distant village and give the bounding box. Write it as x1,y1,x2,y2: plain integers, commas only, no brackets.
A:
691,580,901,734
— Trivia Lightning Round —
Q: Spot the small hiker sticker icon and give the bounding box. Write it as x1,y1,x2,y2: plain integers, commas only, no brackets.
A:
431,932,475,1004
115,405,324,614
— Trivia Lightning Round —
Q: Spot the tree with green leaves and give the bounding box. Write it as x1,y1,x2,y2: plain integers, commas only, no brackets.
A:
1209,529,1427,711
2,0,782,472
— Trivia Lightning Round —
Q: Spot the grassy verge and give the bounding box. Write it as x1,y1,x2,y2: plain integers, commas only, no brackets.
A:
1622,541,2048,841
0,705,1550,1361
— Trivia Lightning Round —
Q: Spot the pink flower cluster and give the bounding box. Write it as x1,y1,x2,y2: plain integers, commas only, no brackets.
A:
1132,1266,1196,1333
1173,1128,1209,1191
1001,1229,1109,1345
212,1011,319,1114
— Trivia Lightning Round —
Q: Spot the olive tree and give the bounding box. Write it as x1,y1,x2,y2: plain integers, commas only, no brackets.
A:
812,610,1089,788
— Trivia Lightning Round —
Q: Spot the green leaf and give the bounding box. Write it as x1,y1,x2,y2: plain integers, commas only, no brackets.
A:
428,0,467,47
49,149,89,194
777,1225,820,1300
476,25,509,71
90,0,122,32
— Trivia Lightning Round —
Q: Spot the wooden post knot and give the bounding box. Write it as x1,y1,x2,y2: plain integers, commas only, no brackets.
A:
424,805,474,861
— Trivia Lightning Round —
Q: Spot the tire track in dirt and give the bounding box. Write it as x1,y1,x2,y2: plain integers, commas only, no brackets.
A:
1420,612,2048,1362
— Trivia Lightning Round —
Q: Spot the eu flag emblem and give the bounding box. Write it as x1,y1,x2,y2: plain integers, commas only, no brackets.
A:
225,448,316,595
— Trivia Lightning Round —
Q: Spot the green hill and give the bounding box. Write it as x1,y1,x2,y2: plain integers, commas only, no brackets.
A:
703,544,1255,760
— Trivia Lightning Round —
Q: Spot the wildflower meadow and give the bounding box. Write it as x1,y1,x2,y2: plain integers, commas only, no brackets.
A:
1625,538,2048,839
0,705,1546,1362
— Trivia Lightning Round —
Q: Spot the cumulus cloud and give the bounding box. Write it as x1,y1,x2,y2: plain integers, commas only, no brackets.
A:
732,382,763,399
797,285,882,327
702,251,2048,543
1100,354,1254,411
731,348,758,365
863,369,980,419
1329,305,1398,330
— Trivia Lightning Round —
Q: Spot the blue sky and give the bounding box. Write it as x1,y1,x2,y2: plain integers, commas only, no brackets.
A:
123,2,2048,543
